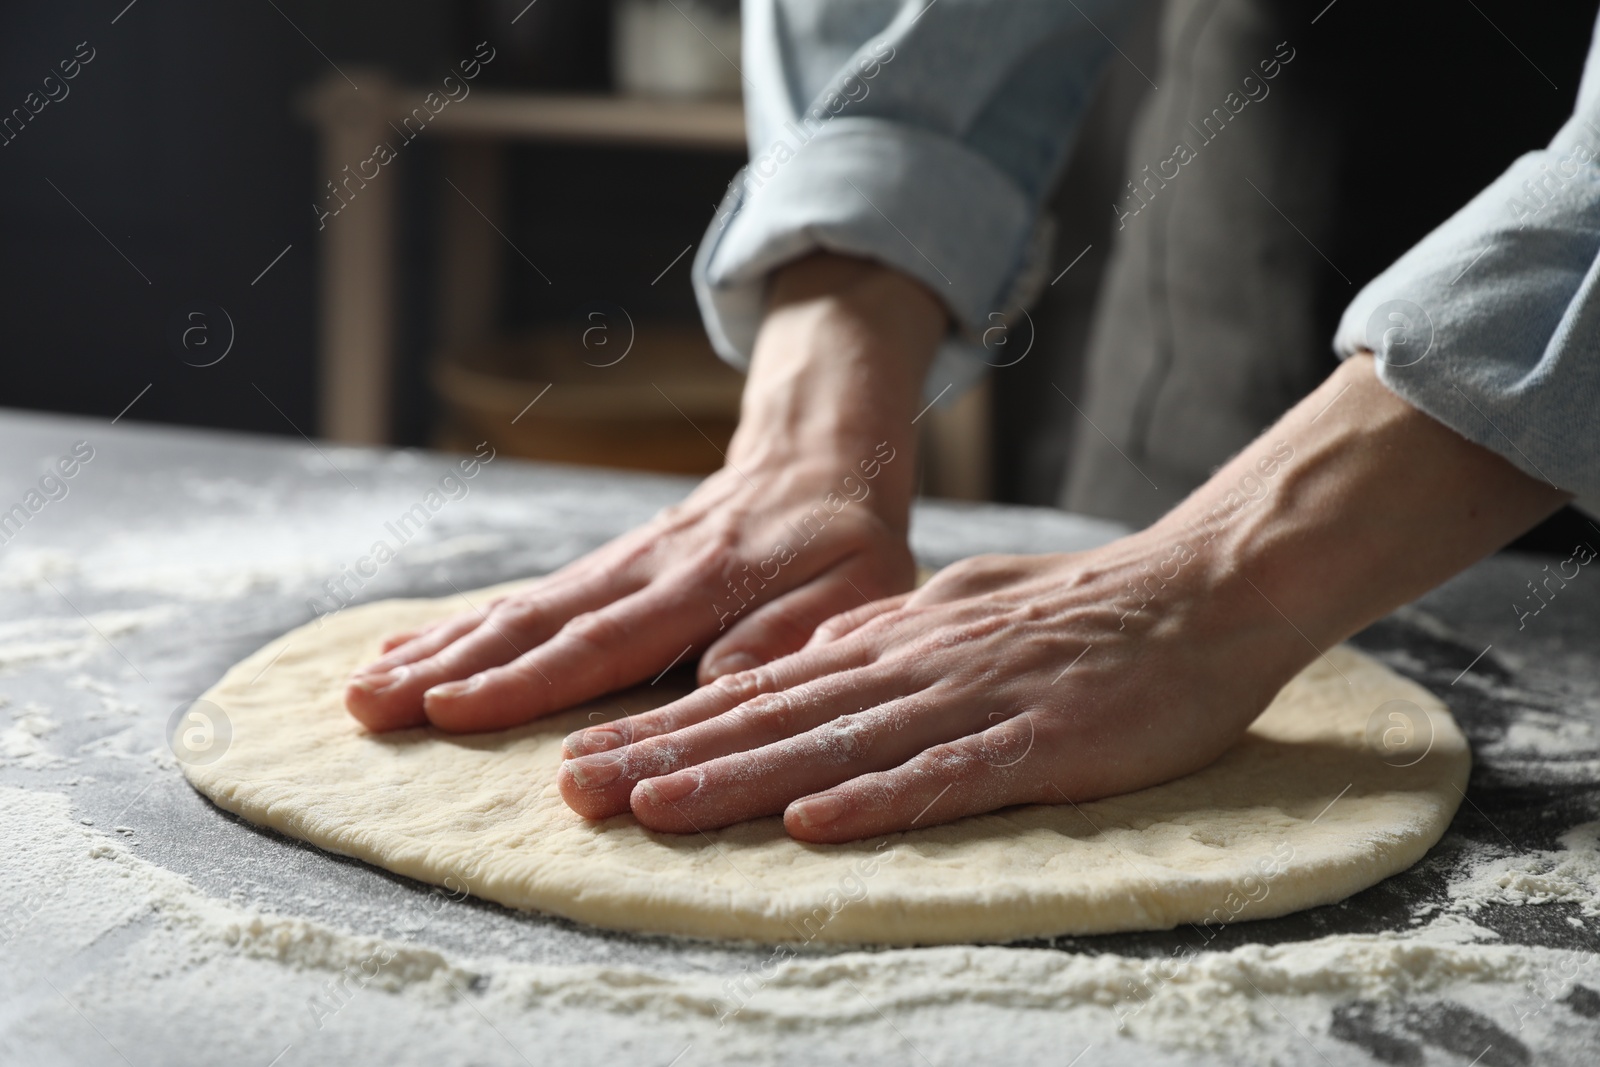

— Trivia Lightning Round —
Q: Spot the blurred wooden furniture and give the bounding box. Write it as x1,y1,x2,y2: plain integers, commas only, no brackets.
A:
433,326,745,475
300,70,742,448
302,71,993,498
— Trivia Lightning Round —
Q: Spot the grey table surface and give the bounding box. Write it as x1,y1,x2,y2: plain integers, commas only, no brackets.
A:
1,407,1597,1066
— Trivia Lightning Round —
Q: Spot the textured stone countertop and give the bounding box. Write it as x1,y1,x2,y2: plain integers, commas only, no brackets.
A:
1,407,1596,1066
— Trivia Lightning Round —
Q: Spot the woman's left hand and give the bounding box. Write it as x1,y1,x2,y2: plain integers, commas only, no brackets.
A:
557,354,1572,843
556,539,1305,842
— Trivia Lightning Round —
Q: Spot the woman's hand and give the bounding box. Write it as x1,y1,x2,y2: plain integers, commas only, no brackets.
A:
345,452,917,733
558,355,1569,841
556,539,1302,841
343,253,947,733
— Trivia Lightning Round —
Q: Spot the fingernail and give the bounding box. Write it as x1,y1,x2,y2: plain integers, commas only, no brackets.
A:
704,651,758,679
564,754,622,790
347,675,380,698
349,667,403,696
792,794,846,829
639,772,699,806
565,728,623,757
427,674,483,700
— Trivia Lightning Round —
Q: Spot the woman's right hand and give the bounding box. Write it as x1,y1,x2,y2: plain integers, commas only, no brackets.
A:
343,253,947,734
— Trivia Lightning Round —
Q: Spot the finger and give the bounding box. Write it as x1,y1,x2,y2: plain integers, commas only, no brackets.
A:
379,628,424,654
355,612,484,677
346,578,626,731
802,593,914,650
365,593,515,660
911,555,1046,604
623,691,980,832
558,665,916,820
698,560,907,682
561,637,878,758
344,612,490,731
421,572,722,732
781,726,1048,843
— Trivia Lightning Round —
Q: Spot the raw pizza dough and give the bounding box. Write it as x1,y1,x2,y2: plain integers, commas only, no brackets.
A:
184,581,1470,946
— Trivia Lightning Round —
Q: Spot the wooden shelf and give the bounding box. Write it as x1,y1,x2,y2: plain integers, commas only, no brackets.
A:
302,71,748,444
303,75,745,153
427,91,745,151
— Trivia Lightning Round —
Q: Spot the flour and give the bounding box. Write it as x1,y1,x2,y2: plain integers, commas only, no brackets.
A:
400,533,509,566
0,546,78,592
66,674,141,718
0,508,512,608
0,606,176,674
4,785,1597,1065
1445,822,1600,917
0,704,59,769
1484,711,1599,760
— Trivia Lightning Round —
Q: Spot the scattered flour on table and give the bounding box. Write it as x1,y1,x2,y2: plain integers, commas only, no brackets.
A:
1493,712,1598,757
4,786,1598,1064
396,533,509,566
0,547,78,593
1446,822,1600,918
0,524,509,606
0,704,59,769
0,607,178,674
66,673,142,719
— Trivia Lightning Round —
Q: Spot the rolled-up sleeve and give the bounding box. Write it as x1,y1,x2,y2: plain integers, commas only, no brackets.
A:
1334,14,1600,505
693,0,1134,398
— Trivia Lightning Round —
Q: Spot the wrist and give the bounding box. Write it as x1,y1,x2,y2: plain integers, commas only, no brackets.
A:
1093,519,1311,689
728,252,945,521
1145,354,1567,663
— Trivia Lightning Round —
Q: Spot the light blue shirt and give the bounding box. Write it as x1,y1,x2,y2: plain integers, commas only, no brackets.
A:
693,1,1600,506
1333,19,1600,509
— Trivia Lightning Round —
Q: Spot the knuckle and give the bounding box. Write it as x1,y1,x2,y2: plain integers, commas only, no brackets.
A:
595,710,660,749
561,610,629,650
976,714,1036,769
707,515,742,554
709,670,765,705
603,527,662,576
654,500,691,527
603,714,645,746
929,553,1009,588
746,660,802,696
811,615,854,643
914,739,978,776
863,606,907,635
804,711,877,762
753,601,819,648
934,556,984,583
624,736,679,777
725,691,794,735
505,658,551,687
824,604,883,641
490,597,544,632
684,539,739,587
924,615,1004,649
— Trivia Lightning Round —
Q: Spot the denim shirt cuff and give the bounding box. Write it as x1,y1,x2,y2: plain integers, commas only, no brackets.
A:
1333,143,1600,508
692,116,1048,403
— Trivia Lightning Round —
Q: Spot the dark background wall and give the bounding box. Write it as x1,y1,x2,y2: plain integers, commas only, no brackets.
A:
2,0,1598,520
0,0,729,448
1001,0,1600,507
2,2,437,439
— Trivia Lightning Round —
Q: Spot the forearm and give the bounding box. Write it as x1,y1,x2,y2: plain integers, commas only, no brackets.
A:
728,253,946,528
1156,354,1568,679
697,2,1135,373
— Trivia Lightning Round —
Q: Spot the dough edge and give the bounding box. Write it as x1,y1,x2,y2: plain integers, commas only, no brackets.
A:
185,582,1470,946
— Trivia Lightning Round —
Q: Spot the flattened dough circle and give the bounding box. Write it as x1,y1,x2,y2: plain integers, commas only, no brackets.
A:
185,582,1470,945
